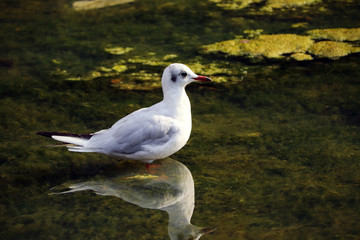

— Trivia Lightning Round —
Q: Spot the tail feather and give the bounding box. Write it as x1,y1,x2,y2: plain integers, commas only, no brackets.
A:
45,143,77,148
36,131,92,139
36,131,92,147
52,135,88,146
67,146,97,152
49,182,91,195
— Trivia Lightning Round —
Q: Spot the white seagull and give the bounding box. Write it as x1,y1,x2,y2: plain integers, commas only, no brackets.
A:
37,63,211,162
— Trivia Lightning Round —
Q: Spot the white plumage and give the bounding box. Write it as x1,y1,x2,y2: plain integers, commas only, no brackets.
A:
37,63,211,162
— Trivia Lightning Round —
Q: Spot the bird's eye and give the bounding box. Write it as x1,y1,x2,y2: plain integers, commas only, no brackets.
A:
180,71,187,77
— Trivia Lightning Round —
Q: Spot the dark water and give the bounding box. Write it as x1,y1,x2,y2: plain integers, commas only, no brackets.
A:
0,0,359,239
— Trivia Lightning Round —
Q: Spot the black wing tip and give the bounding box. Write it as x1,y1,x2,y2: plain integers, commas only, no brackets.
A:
36,131,55,138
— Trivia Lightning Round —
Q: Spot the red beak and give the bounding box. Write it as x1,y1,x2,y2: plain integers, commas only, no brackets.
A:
193,75,212,82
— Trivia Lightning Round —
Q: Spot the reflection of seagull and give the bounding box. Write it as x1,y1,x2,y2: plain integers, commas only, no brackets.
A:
37,64,211,162
51,159,216,240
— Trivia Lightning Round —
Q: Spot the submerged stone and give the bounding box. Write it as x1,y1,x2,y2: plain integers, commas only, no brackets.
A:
307,28,360,42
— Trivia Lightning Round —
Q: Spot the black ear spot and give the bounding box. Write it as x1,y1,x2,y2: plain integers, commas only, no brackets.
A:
171,74,177,82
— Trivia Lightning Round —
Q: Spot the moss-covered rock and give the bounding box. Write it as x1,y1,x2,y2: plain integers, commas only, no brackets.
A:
308,41,360,58
307,28,360,41
291,22,309,28
290,52,313,61
209,0,321,12
201,39,241,56
261,0,321,12
104,47,134,55
209,0,263,10
187,61,248,83
110,72,162,90
201,31,360,61
188,62,235,76
202,34,314,59
127,57,169,67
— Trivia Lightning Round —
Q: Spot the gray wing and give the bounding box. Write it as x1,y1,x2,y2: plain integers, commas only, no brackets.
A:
87,108,178,154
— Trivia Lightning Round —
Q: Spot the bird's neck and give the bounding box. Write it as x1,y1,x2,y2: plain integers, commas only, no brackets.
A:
162,88,191,118
165,199,196,239
164,198,194,228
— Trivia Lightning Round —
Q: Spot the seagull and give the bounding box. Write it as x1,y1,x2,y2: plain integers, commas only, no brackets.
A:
37,63,211,162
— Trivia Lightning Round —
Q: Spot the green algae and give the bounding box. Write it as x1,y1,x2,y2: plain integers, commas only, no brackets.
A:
194,61,238,78
308,41,360,58
1,0,360,239
126,56,170,67
63,53,247,88
201,34,314,59
201,39,242,56
162,54,178,61
111,71,162,90
104,46,134,55
243,29,264,38
209,0,263,10
261,0,321,12
111,64,128,73
291,22,309,28
201,31,360,60
209,0,322,12
65,62,128,81
290,52,313,61
307,27,360,41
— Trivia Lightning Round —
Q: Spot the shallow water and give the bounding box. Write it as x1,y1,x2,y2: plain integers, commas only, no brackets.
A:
1,0,359,239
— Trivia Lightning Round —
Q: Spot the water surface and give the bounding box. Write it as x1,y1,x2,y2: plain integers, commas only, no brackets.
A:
0,0,359,239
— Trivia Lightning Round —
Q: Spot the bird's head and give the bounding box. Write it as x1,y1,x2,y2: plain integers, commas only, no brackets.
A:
168,224,217,240
162,63,211,91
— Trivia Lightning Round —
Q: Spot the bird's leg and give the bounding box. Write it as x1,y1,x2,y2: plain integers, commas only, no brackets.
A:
145,161,163,174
